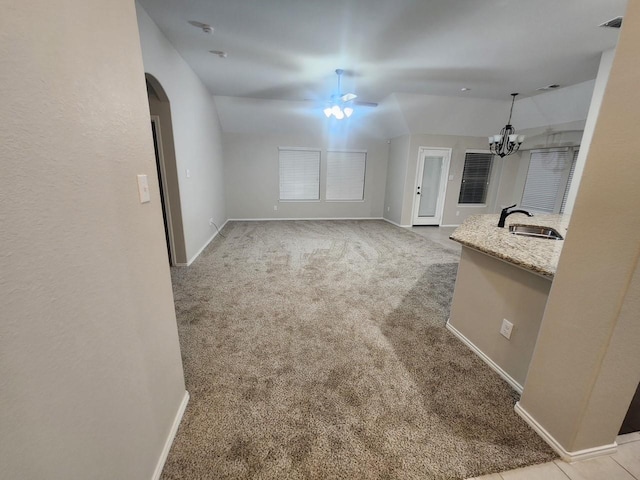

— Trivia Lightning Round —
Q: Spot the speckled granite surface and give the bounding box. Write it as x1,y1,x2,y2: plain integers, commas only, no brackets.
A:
450,214,570,278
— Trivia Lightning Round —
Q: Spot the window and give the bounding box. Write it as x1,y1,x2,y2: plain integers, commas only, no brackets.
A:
458,152,493,204
279,148,320,201
521,148,577,214
326,151,366,201
560,149,579,214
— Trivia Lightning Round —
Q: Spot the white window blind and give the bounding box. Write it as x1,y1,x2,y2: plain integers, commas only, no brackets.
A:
560,149,579,214
279,148,320,201
458,152,493,204
521,149,570,213
326,151,366,201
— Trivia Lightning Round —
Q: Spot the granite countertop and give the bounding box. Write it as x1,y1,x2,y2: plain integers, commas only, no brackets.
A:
450,213,570,279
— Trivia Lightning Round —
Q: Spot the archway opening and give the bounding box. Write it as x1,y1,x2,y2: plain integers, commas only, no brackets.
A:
145,74,187,266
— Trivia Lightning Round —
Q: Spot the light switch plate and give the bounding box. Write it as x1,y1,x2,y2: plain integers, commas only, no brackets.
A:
137,174,150,203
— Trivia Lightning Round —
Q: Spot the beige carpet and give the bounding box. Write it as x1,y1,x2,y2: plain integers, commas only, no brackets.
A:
162,220,556,480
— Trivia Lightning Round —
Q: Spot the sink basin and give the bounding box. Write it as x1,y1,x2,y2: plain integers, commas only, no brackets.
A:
509,224,564,240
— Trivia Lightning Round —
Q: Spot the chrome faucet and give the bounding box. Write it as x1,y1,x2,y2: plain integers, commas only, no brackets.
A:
498,204,533,227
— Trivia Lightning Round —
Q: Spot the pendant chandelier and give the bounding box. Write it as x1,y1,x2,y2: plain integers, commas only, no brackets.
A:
489,93,525,157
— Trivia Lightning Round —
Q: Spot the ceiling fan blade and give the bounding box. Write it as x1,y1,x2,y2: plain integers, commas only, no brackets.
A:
340,93,357,102
353,101,378,108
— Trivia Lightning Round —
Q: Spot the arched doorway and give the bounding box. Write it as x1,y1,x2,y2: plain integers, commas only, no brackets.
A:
145,74,187,266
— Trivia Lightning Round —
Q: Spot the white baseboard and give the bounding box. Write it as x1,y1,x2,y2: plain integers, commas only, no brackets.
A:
227,217,383,222
185,219,229,266
382,218,411,228
514,402,618,462
446,320,523,393
152,390,189,480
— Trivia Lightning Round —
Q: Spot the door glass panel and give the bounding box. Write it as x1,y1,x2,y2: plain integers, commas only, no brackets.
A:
418,155,443,217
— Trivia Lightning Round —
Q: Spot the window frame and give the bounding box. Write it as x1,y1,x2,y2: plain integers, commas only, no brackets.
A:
457,150,495,206
325,150,367,202
278,147,321,202
520,147,577,214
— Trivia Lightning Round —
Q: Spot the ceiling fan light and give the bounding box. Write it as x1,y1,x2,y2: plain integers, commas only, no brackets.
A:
331,105,342,116
323,107,332,118
335,110,345,120
344,107,353,117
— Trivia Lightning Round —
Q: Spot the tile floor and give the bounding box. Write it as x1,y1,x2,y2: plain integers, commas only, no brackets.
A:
468,433,640,479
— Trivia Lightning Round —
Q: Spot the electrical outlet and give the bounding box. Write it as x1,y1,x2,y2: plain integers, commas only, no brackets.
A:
500,319,514,339
274,205,278,211
456,211,460,216
387,206,390,212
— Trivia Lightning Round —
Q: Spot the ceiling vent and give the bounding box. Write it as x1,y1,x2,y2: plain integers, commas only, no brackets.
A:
599,16,623,29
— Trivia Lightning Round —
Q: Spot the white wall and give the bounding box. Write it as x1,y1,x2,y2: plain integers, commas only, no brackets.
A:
382,81,596,228
387,134,492,227
562,49,616,215
0,1,186,478
493,120,586,210
136,3,227,263
483,81,599,217
518,0,640,453
408,134,497,226
383,135,411,225
512,80,595,131
224,132,388,219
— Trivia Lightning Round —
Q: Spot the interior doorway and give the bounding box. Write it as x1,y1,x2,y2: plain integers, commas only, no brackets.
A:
412,147,451,226
620,382,640,434
150,116,173,265
145,74,187,266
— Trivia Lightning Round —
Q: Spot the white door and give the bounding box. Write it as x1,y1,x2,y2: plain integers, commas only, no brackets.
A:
412,148,451,226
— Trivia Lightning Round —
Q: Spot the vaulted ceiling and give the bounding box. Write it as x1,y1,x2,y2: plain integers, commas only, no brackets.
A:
137,0,626,136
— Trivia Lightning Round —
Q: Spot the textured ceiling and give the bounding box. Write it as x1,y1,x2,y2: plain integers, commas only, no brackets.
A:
138,0,625,104
137,0,625,138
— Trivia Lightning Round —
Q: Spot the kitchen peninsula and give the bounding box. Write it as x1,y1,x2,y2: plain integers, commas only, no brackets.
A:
447,213,569,392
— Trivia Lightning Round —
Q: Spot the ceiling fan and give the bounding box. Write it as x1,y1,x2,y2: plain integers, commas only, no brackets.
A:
323,69,377,119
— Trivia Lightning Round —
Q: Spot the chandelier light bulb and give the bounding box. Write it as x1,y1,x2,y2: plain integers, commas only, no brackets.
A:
344,107,353,117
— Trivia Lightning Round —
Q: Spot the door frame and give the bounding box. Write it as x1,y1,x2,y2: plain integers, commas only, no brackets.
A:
150,115,177,266
411,147,452,226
